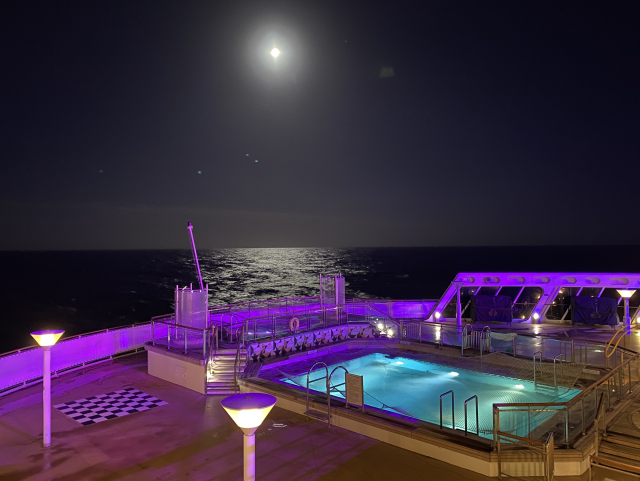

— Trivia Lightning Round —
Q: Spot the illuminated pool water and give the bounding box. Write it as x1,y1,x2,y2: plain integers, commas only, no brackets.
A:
280,352,581,439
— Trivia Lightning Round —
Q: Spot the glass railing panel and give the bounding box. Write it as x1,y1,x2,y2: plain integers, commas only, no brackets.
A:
567,401,584,444
441,326,462,347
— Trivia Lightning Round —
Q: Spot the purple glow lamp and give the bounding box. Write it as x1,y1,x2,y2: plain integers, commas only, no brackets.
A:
30,330,64,447
221,393,277,481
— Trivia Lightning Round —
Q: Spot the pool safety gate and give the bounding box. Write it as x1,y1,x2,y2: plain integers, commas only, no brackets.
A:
461,325,490,358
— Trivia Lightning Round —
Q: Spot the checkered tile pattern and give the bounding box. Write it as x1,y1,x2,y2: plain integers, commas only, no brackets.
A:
54,387,167,426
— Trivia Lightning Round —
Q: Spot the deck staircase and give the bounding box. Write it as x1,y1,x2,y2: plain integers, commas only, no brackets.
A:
206,348,245,395
599,431,640,466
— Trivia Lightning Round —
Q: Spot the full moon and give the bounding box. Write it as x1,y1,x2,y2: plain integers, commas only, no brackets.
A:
270,47,280,58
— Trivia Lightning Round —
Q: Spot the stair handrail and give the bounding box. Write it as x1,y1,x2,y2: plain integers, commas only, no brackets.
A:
496,430,554,481
594,392,606,456
440,390,455,429
233,319,249,393
605,323,639,358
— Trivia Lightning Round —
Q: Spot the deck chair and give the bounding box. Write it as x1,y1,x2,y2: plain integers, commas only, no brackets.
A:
331,327,342,342
261,341,275,358
249,343,263,362
361,327,374,338
348,325,363,338
303,332,315,348
321,329,333,344
294,334,306,350
338,325,349,340
282,337,294,354
274,338,285,355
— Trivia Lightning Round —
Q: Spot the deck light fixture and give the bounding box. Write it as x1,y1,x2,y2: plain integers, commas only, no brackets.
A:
30,329,64,447
221,393,277,481
617,289,637,332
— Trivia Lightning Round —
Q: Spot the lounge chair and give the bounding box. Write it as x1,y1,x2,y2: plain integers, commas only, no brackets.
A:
249,343,262,362
331,327,342,342
294,334,306,350
303,333,315,348
261,341,275,358
348,325,363,338
361,327,374,338
274,338,285,355
338,325,349,340
320,328,332,344
282,337,294,354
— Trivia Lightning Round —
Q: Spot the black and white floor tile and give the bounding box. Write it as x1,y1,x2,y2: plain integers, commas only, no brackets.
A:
54,387,168,426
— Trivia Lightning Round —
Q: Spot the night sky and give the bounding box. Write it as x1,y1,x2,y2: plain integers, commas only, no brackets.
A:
2,1,639,250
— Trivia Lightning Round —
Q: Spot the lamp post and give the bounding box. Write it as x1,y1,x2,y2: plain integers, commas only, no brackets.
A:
452,280,465,327
617,290,636,334
221,393,277,481
30,330,64,448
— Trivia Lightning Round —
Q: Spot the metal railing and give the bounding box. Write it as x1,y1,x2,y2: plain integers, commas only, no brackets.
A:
151,318,213,359
553,354,563,387
533,351,542,386
439,390,455,429
493,349,639,448
305,362,331,425
464,395,479,436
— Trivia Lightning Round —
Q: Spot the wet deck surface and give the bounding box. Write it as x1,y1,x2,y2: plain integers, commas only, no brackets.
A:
1,321,638,481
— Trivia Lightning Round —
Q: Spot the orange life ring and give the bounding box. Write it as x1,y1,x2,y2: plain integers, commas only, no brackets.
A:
289,317,300,331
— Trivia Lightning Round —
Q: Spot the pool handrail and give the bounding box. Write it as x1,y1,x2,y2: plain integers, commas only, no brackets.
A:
533,351,542,386
305,361,331,425
439,390,455,430
553,353,563,387
464,394,479,436
328,366,356,410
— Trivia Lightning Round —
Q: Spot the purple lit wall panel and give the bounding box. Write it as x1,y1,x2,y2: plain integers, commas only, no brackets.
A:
0,324,163,392
389,301,437,318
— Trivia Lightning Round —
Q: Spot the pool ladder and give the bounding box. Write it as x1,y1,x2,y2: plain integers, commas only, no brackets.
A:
304,362,351,427
461,325,490,359
439,390,479,436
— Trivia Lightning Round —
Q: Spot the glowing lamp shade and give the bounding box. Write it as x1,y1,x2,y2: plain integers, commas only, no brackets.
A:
31,330,64,347
617,289,636,299
221,393,277,435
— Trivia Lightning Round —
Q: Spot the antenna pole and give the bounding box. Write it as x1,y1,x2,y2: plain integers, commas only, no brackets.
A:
187,222,204,290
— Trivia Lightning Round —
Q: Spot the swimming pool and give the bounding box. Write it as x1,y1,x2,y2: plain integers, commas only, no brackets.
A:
280,352,581,439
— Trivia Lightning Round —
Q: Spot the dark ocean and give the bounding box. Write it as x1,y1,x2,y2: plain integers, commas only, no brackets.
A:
1,246,639,353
